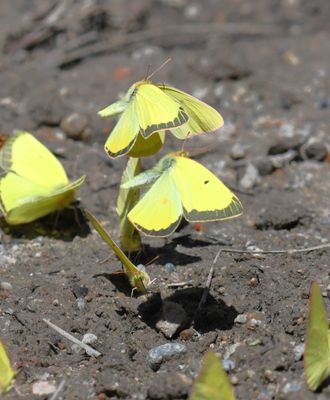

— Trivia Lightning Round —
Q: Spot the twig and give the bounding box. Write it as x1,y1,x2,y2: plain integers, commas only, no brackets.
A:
58,22,281,67
197,249,222,311
49,379,66,400
43,319,101,357
219,243,330,255
166,280,194,288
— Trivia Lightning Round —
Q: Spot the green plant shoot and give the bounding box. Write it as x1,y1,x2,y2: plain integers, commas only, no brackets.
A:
0,341,16,394
117,157,142,252
304,281,330,391
85,208,150,293
189,352,235,400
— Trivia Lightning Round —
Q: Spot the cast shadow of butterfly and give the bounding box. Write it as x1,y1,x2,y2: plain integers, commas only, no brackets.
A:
0,204,90,241
133,241,202,267
317,377,330,392
138,288,238,334
94,272,141,297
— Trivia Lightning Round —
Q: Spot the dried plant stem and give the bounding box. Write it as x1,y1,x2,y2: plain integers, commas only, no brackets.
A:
43,319,101,357
220,243,330,255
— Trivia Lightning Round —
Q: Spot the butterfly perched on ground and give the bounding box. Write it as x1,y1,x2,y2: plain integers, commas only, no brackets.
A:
122,152,242,237
0,131,85,225
189,352,235,400
98,80,223,158
85,208,150,293
304,282,330,391
0,341,16,394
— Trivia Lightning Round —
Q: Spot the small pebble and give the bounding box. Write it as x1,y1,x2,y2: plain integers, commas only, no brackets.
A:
282,381,303,394
164,263,176,273
293,343,305,361
147,343,187,371
82,333,98,345
155,301,187,338
253,157,274,176
230,143,246,160
319,98,329,109
230,375,239,385
234,314,247,324
0,282,13,291
60,112,91,141
52,299,59,306
246,369,255,379
76,297,86,311
222,358,235,371
32,381,56,395
239,163,260,190
264,369,276,382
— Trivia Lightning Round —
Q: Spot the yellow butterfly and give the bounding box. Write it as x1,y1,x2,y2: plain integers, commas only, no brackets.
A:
304,282,330,391
85,209,150,293
98,80,223,158
189,352,235,400
122,152,242,237
0,131,85,225
0,341,16,394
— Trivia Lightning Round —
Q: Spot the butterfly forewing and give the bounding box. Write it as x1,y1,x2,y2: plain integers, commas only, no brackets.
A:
104,102,140,158
134,83,188,138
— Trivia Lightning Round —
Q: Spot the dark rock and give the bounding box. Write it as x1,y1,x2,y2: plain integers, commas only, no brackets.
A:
253,157,274,176
300,141,328,161
268,136,305,155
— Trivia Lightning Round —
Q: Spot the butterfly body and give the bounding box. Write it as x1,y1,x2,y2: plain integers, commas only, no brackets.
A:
0,131,85,225
122,152,242,237
99,80,223,158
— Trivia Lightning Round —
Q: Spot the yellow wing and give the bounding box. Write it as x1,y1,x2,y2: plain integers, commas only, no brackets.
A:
128,171,183,237
305,282,330,391
0,131,84,225
170,156,242,222
0,131,68,188
0,176,85,225
85,209,150,292
160,85,224,139
190,352,235,400
134,81,188,138
104,101,140,158
127,131,165,158
0,341,16,394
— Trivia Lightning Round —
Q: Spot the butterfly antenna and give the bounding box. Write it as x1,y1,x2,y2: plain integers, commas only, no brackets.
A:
147,58,172,80
145,64,151,80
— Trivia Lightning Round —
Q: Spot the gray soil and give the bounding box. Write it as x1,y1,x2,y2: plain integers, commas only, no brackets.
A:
0,1,329,399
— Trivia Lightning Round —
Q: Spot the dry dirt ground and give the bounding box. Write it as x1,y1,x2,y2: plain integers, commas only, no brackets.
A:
0,1,330,399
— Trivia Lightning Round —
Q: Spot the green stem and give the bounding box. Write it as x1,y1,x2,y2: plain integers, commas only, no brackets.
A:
116,157,142,252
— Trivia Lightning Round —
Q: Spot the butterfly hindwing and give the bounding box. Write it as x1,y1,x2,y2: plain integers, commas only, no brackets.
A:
128,170,183,237
161,85,224,139
171,156,242,222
